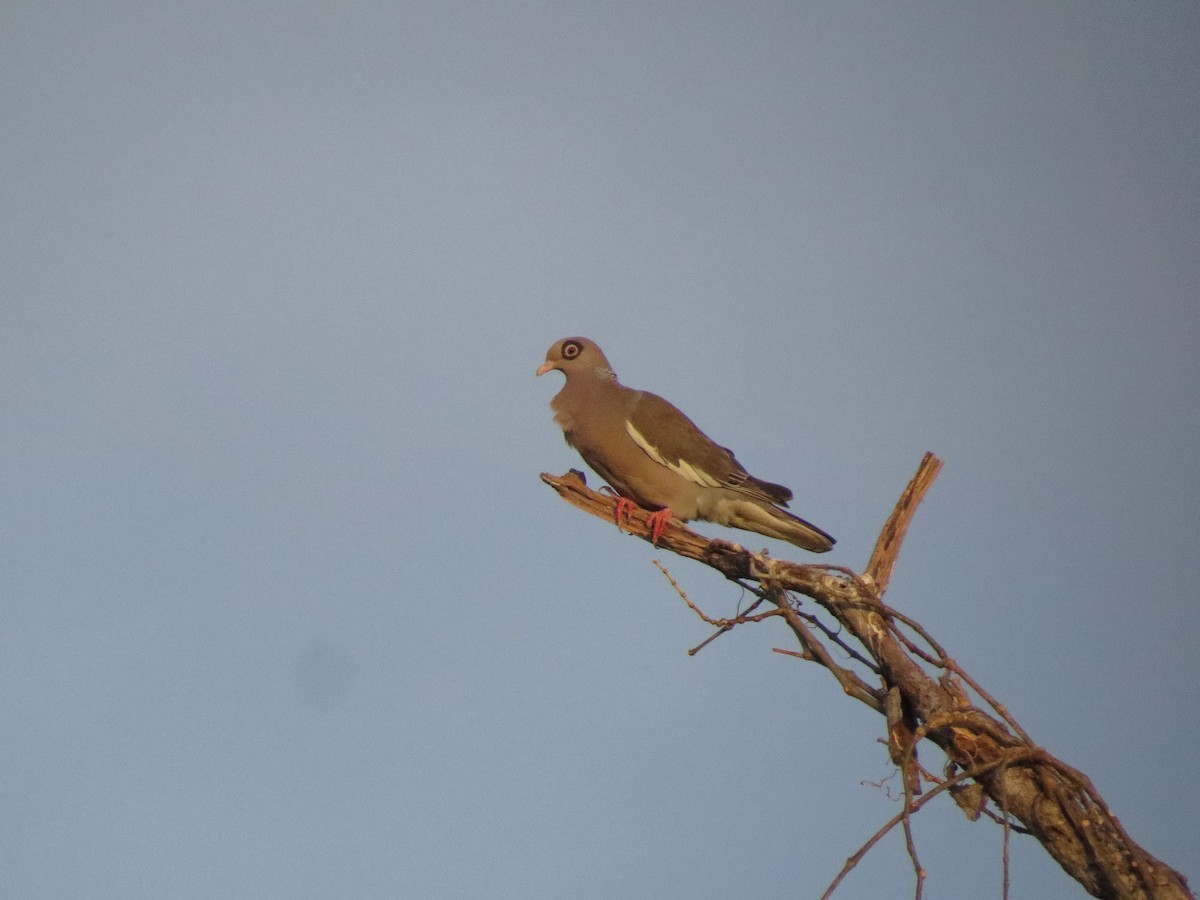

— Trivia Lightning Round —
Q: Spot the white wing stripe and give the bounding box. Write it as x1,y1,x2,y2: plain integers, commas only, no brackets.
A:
625,420,722,488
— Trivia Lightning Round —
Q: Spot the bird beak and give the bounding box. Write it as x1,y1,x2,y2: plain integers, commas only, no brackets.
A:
535,361,555,377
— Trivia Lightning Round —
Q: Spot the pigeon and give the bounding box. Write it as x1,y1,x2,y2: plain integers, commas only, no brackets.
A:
537,337,834,552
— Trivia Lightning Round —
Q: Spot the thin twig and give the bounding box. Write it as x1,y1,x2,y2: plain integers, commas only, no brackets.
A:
797,608,882,674
901,712,925,900
903,811,924,900
881,606,950,661
775,604,882,711
901,700,924,898
687,595,767,655
877,608,1033,745
820,749,1043,900
654,560,781,630
1002,799,1011,900
943,658,1033,745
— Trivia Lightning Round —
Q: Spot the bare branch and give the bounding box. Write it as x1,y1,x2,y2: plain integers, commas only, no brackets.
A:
653,559,782,630
541,460,1194,899
864,451,943,596
820,749,1046,900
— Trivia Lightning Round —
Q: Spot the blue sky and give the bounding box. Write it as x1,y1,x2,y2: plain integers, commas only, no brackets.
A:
2,2,1198,897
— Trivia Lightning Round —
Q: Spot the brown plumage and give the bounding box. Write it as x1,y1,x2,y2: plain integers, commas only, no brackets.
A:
536,337,835,553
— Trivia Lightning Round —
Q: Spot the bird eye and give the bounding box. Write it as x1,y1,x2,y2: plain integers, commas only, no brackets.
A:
562,340,582,359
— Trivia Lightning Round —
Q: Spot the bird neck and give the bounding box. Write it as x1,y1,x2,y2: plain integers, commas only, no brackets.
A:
552,368,622,427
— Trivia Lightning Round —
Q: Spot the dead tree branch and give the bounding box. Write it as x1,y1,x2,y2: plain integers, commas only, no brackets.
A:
541,457,1193,900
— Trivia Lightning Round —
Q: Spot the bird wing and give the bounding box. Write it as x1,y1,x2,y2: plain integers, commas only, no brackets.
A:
625,391,793,505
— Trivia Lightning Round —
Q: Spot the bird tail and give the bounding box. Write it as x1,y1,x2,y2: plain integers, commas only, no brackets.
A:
719,499,836,553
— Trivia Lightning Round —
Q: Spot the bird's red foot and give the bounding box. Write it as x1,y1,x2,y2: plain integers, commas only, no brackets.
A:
645,508,673,545
613,496,637,532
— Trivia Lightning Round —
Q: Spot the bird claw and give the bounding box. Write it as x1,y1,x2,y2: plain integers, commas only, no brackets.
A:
603,490,671,544
613,496,637,532
645,508,673,545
